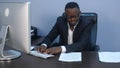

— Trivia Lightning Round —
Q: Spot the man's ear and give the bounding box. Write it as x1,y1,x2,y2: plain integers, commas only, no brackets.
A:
79,11,81,15
62,12,67,18
62,12,67,21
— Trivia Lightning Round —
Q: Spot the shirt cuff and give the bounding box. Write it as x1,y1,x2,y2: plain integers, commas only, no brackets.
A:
61,46,66,53
41,43,47,47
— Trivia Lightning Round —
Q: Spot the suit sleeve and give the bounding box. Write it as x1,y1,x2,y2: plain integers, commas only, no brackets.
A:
40,17,60,47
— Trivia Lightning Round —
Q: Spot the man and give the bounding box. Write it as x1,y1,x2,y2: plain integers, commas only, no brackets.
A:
37,2,94,54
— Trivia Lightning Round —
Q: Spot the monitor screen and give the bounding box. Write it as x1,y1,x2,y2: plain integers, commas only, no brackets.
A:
0,2,31,53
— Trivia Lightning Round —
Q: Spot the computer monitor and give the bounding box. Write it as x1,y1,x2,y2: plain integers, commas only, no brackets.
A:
0,2,31,60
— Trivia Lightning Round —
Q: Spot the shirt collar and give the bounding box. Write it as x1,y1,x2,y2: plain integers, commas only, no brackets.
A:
67,21,79,29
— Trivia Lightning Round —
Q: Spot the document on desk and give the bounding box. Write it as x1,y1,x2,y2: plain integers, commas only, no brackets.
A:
98,52,120,63
59,52,81,62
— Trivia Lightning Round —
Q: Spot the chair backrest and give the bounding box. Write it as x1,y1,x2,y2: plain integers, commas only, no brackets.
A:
80,13,98,50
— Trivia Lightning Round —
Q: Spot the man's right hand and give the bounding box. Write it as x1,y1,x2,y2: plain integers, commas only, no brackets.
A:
37,45,47,53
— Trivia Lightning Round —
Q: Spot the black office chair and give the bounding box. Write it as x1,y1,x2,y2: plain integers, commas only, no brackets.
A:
80,13,99,51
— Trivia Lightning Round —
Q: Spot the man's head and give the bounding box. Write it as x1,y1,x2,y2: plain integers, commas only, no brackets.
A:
65,2,81,26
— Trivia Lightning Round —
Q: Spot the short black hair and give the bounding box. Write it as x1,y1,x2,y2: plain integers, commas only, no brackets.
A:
65,2,80,10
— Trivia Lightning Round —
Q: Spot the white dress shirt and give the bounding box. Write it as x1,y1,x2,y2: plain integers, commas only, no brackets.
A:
61,22,78,52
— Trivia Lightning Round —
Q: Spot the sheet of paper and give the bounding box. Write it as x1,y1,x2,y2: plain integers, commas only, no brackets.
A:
98,52,120,63
59,52,81,62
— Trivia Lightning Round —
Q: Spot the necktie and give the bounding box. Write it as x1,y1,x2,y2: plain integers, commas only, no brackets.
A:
70,26,74,31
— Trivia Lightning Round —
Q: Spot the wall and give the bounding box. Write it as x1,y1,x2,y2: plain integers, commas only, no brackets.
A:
1,0,120,51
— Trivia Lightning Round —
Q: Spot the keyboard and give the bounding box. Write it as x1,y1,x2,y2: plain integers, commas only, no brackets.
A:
30,50,54,59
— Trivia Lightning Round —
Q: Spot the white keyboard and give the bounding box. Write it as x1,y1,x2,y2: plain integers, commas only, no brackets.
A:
30,51,54,59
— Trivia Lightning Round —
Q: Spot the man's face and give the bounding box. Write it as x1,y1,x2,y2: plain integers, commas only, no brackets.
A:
65,8,80,26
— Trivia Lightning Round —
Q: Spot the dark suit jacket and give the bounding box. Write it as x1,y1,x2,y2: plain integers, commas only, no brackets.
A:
40,15,94,52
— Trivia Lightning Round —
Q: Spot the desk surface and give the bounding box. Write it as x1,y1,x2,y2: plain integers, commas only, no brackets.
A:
0,51,120,68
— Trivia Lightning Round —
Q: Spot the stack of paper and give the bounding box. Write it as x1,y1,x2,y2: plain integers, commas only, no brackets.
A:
59,52,81,62
98,52,120,63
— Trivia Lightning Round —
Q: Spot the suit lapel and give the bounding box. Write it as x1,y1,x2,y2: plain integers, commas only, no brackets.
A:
63,21,68,43
73,18,84,42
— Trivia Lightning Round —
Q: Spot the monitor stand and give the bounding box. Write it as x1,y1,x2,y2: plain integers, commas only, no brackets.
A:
0,25,21,60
